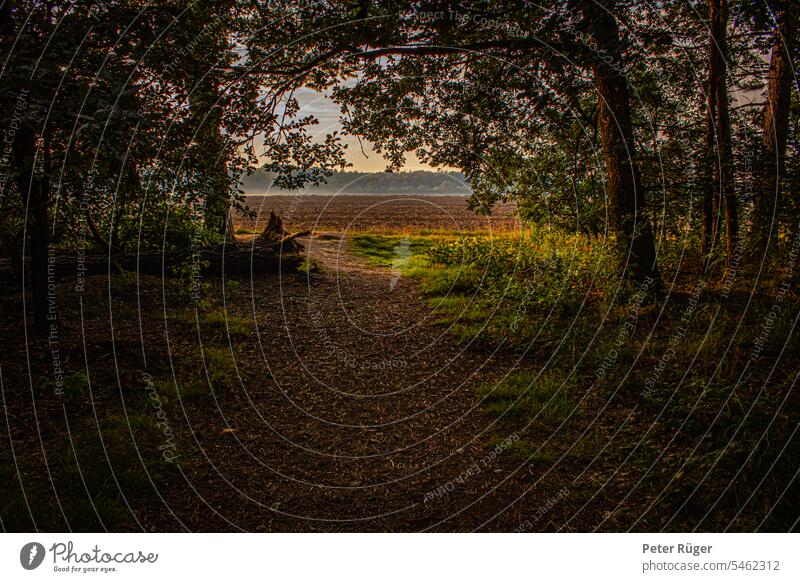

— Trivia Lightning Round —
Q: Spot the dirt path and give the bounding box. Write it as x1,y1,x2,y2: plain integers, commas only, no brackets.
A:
167,233,573,532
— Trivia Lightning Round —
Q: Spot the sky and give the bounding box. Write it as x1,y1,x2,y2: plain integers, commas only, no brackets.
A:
292,86,428,172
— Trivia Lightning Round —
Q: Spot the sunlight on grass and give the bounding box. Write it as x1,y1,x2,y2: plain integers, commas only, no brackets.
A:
427,294,490,325
348,233,435,267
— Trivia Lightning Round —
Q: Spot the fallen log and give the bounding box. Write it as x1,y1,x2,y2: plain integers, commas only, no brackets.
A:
3,213,308,281
54,243,305,278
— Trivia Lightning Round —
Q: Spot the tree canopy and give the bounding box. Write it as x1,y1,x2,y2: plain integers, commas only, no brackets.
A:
2,0,799,329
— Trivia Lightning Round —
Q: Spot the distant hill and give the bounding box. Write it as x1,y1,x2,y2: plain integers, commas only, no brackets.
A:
241,170,471,195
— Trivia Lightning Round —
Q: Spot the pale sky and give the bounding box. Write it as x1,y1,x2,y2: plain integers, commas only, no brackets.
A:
293,86,428,172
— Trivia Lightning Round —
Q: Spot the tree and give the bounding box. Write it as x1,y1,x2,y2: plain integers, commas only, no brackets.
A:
582,0,661,284
0,0,346,333
182,0,237,237
751,1,796,253
250,0,664,286
702,0,737,267
2,1,60,333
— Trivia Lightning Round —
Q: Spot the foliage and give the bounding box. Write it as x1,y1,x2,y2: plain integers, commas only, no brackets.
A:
0,0,347,268
420,228,618,348
241,0,800,276
400,227,799,531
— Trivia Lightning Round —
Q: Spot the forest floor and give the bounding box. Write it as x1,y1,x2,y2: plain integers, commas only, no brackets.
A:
1,199,797,531
157,231,581,531
0,229,644,532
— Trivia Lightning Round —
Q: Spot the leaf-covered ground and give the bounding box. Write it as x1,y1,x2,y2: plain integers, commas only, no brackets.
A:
1,231,796,531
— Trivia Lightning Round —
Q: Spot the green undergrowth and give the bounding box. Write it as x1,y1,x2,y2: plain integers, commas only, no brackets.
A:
1,290,252,530
351,226,800,530
477,371,576,424
1,397,185,531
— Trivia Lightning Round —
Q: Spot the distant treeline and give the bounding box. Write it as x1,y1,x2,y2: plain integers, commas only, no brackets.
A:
241,170,471,194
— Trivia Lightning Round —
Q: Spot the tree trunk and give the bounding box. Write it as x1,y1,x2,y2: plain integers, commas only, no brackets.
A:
189,76,232,238
715,0,737,269
13,123,50,334
703,0,738,267
704,0,737,268
752,3,794,253
46,244,304,279
185,2,233,239
701,13,720,261
36,233,307,280
583,1,662,288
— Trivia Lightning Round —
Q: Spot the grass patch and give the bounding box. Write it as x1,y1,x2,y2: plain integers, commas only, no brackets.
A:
202,309,251,338
169,307,252,338
501,438,561,465
41,370,89,402
234,226,260,235
476,372,576,424
427,294,491,325
298,258,321,274
203,346,238,389
54,412,179,531
405,255,469,296
348,233,435,267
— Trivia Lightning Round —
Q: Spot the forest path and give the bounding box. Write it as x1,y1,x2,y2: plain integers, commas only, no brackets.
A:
174,233,569,531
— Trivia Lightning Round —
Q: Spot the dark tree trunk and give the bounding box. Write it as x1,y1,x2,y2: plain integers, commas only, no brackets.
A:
48,244,304,279
704,0,737,268
189,77,231,238
39,219,308,280
583,1,662,288
13,123,50,334
701,16,720,261
185,1,233,239
715,1,737,268
752,3,794,253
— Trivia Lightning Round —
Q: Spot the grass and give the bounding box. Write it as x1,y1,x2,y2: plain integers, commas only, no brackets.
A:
348,233,435,267
202,308,251,338
203,346,238,389
350,224,800,530
476,372,576,424
40,370,89,401
3,316,247,530
427,294,491,325
405,255,466,295
234,226,260,235
298,258,321,274
0,259,260,532
38,411,181,531
502,438,561,465
168,307,252,338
